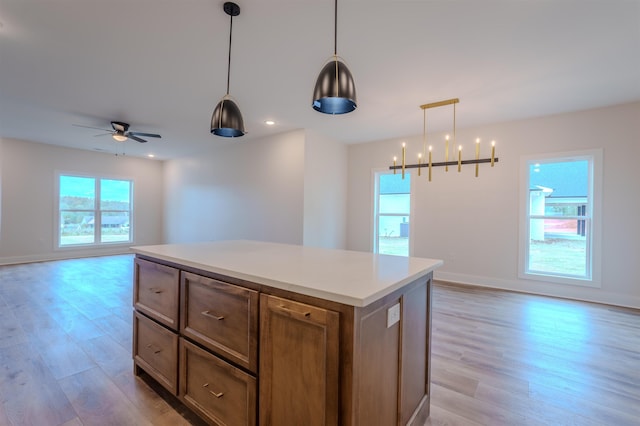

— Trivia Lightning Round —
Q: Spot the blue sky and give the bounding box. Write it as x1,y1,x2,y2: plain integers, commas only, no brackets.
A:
60,176,129,202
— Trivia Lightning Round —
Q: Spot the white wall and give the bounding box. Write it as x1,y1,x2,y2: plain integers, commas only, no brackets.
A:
347,102,640,308
0,138,164,264
163,130,306,245
303,130,348,249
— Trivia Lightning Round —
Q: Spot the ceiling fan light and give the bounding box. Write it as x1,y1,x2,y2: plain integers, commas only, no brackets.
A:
211,97,245,137
112,133,128,142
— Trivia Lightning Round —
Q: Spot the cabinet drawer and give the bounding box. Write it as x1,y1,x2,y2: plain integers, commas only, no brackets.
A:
134,258,180,330
180,338,256,426
133,311,179,395
181,272,258,372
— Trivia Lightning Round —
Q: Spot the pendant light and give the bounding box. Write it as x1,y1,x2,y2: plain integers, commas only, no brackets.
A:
312,0,357,115
211,2,245,137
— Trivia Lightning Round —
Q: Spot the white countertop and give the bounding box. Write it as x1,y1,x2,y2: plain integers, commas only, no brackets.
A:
131,240,443,307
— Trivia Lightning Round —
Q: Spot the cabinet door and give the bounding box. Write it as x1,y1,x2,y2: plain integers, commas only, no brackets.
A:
134,258,180,330
259,294,339,426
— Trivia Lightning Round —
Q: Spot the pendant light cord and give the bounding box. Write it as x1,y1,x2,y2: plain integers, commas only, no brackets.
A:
334,0,338,55
226,13,233,95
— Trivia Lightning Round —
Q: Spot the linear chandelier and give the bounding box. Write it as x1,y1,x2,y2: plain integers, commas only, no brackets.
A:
390,98,499,181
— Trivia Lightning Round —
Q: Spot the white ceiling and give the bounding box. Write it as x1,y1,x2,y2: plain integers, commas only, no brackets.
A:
1,0,639,160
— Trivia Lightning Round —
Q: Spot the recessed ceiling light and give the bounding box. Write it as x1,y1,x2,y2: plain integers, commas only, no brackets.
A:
147,154,155,158
264,120,275,126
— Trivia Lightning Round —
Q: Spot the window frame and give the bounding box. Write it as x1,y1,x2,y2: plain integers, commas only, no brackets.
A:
518,150,602,287
372,169,414,256
56,172,134,248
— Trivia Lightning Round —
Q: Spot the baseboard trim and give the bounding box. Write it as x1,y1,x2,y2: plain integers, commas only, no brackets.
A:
0,248,133,266
434,271,640,310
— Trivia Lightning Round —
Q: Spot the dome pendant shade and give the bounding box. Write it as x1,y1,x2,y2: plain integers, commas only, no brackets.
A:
312,57,357,115
211,97,245,137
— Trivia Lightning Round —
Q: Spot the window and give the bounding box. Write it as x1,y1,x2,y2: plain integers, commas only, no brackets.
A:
58,175,132,247
374,172,411,256
519,150,602,286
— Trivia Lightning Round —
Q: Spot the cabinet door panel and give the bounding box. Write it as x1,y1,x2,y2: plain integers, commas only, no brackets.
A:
400,280,430,424
181,272,258,372
180,338,256,426
356,299,400,426
134,258,180,330
259,294,339,426
133,311,179,394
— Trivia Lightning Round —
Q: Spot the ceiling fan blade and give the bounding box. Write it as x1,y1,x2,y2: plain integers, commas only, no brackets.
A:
128,135,148,143
73,124,111,132
129,131,161,138
93,133,113,137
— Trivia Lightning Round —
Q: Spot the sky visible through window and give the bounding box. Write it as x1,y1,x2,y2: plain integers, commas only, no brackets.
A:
60,176,130,203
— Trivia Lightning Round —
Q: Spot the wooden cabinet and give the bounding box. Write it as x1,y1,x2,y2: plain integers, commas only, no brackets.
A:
259,294,339,426
133,254,433,426
134,264,259,426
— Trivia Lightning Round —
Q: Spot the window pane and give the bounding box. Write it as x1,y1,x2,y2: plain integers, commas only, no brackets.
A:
379,194,410,214
100,179,130,210
529,160,588,215
528,219,587,277
60,176,95,209
527,159,590,279
378,215,409,256
59,212,95,245
380,173,410,194
376,173,410,257
101,212,130,243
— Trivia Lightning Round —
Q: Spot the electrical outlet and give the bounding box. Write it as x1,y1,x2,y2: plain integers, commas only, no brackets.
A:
387,303,400,328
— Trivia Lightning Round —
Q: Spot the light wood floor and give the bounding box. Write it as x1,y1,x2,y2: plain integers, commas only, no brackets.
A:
0,255,638,425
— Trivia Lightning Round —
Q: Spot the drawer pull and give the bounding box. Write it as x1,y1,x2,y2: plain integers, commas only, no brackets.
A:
201,310,224,321
146,343,162,354
278,305,311,318
148,288,163,294
203,383,224,398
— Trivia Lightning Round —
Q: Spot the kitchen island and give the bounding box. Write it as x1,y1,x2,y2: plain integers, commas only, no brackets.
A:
131,240,442,426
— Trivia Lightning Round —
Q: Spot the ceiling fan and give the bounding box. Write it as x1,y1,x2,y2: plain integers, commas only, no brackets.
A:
73,121,161,143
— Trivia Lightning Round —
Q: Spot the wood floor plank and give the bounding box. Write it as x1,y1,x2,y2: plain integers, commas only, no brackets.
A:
0,343,78,426
0,309,28,349
33,334,97,380
58,366,153,426
77,334,132,379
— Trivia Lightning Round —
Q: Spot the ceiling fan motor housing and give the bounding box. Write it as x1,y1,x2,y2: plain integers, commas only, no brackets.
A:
111,121,130,132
